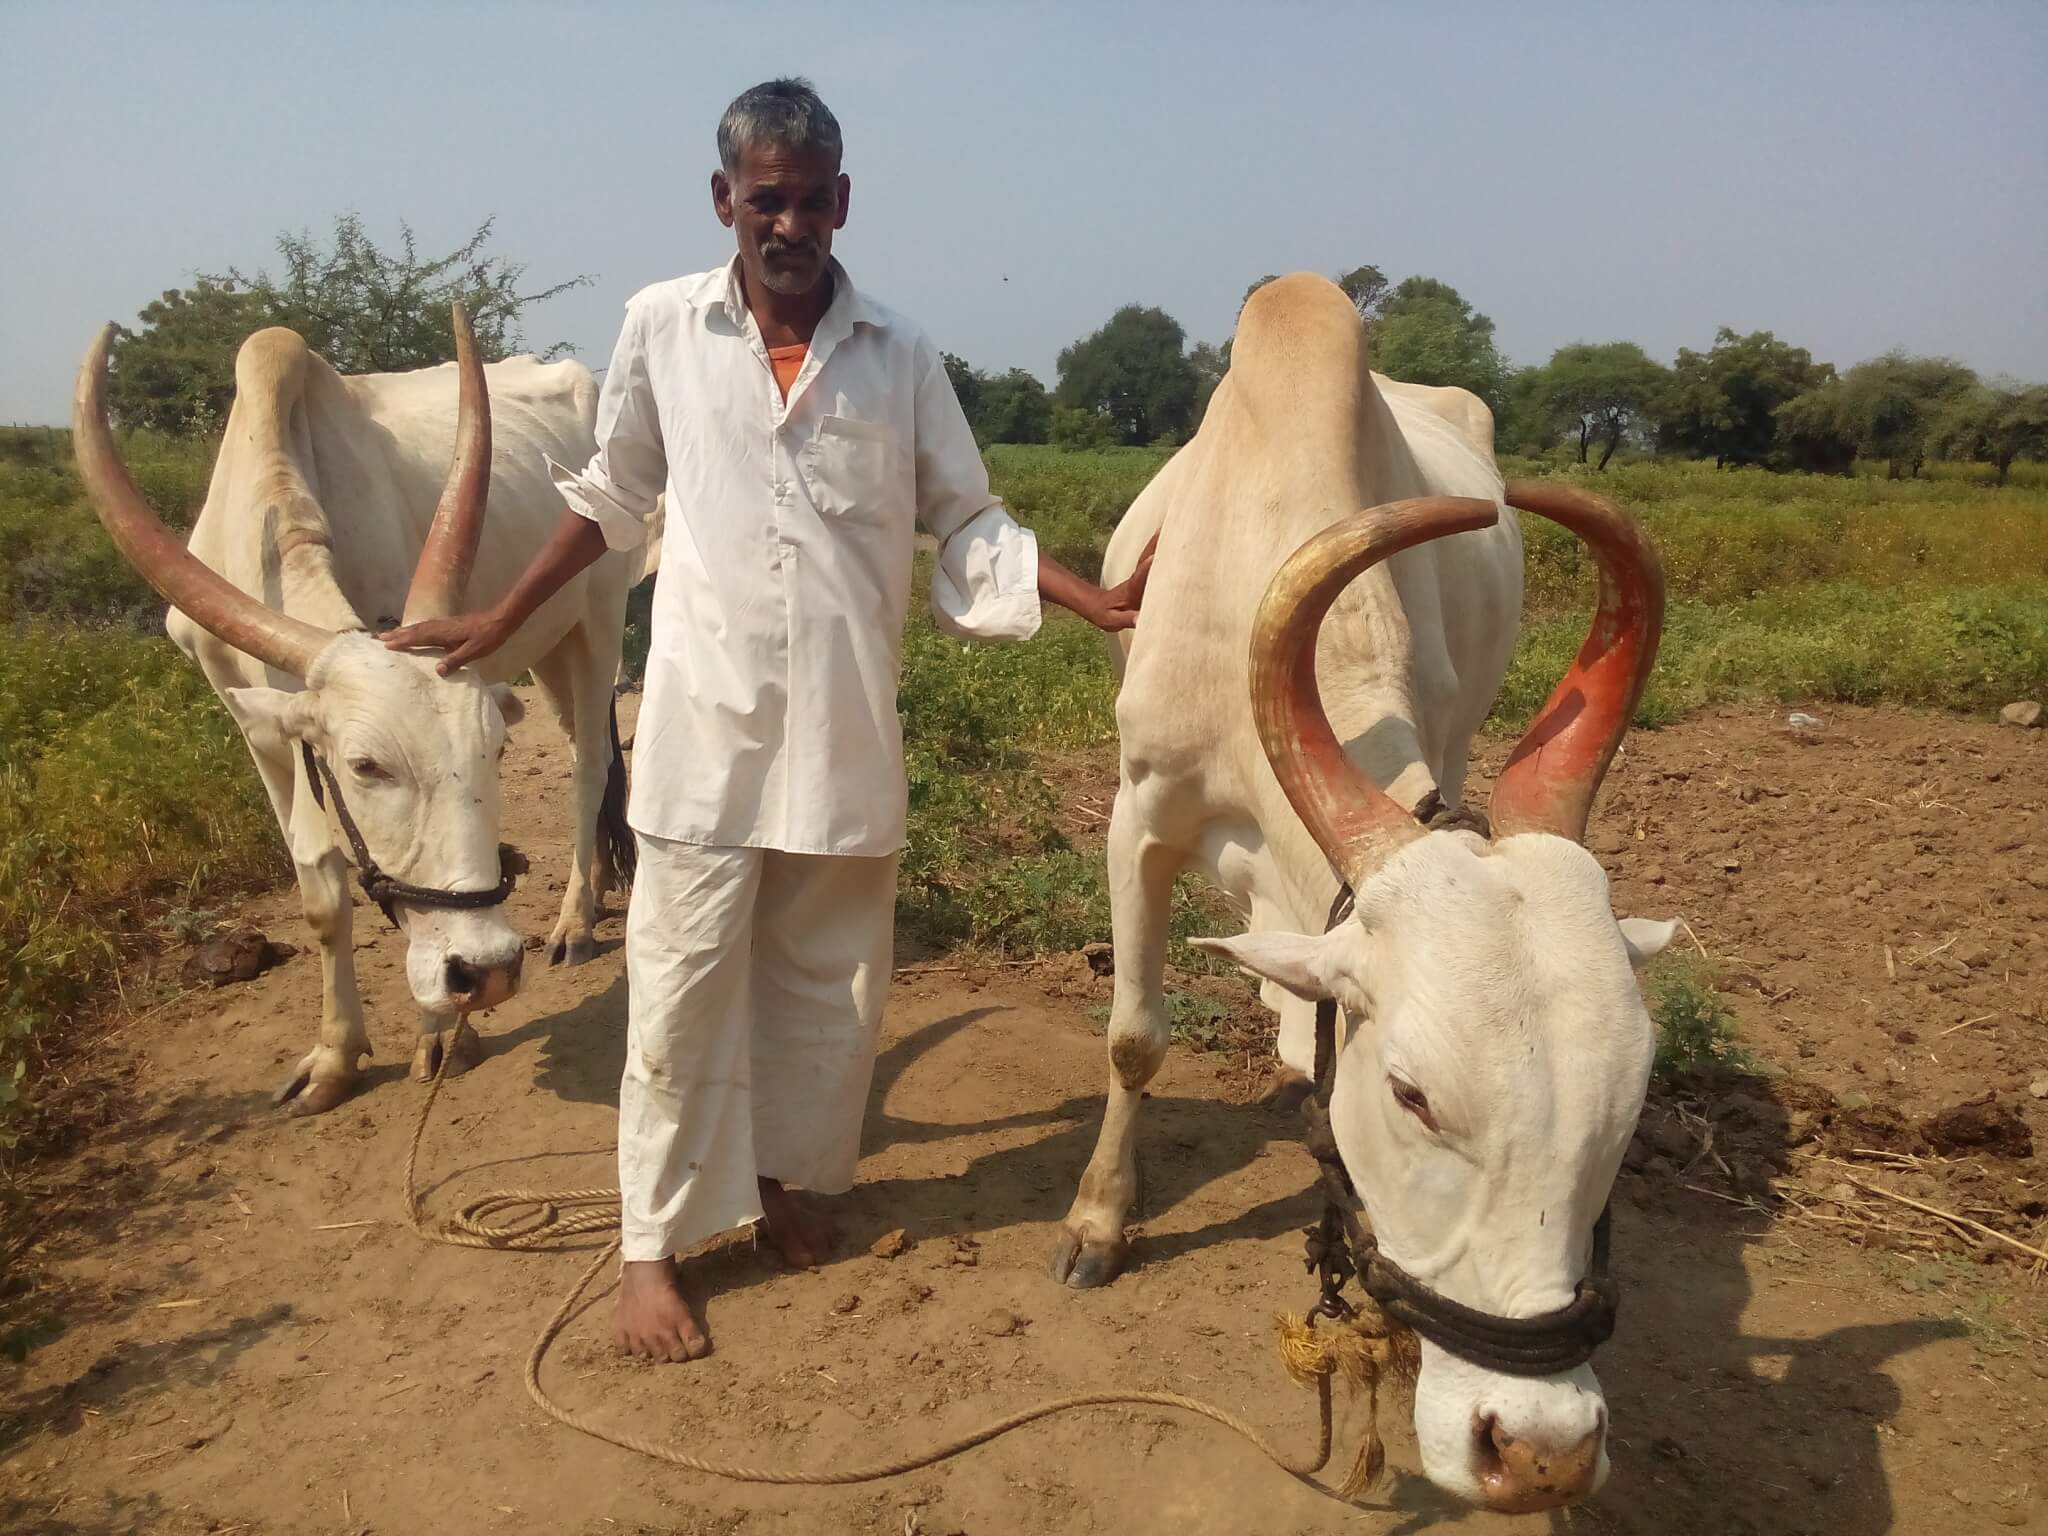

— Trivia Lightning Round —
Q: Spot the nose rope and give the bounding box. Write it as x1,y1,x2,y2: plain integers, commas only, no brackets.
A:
302,741,524,927
1300,794,1622,1379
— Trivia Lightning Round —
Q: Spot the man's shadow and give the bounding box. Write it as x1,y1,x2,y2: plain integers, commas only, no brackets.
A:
488,986,1325,1333
1551,1084,1958,1536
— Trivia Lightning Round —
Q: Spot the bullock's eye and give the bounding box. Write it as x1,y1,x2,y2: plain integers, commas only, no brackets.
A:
1390,1078,1438,1131
349,757,392,782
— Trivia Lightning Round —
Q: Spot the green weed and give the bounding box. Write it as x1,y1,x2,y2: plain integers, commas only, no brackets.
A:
0,624,278,1153
1647,958,1761,1079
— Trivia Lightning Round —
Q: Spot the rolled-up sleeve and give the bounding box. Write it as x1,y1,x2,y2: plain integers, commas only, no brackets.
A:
912,340,1041,643
544,301,667,554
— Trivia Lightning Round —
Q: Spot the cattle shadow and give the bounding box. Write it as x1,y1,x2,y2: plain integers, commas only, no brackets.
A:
471,972,630,1108
1,1074,286,1333
0,1069,306,1463
1554,1172,1961,1536
827,1006,1322,1265
496,977,1317,1270
0,1300,295,1458
0,1488,183,1536
1254,1085,1963,1535
464,991,1319,1300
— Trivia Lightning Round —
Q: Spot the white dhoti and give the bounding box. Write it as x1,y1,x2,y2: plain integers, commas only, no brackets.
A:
617,832,900,1262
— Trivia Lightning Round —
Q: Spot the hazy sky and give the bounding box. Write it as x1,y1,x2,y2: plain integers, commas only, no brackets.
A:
6,1,2044,424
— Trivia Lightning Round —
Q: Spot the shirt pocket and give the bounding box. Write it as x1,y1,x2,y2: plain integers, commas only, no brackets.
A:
805,415,902,527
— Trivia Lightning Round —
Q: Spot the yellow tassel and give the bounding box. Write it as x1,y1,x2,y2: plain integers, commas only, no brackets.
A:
1335,1384,1385,1500
1272,1306,1419,1497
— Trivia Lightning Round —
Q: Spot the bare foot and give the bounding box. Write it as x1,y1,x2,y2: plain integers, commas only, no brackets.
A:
614,1257,710,1362
757,1177,836,1269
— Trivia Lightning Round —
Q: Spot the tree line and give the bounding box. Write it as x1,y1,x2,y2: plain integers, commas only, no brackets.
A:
953,267,2045,485
103,219,2045,484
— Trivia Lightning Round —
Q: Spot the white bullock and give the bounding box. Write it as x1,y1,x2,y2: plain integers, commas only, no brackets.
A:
73,308,656,1113
1051,275,1674,1512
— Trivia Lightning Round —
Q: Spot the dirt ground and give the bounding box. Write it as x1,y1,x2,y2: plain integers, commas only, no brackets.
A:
4,694,2044,1536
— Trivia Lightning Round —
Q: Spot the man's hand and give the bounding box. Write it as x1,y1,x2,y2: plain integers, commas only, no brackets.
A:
382,508,611,675
1089,533,1158,632
1038,532,1159,634
382,605,513,676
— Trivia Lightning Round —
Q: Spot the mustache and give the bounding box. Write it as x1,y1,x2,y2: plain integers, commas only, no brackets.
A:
762,241,818,261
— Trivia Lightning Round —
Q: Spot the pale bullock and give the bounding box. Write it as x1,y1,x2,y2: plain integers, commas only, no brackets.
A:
1052,274,1674,1512
73,308,656,1113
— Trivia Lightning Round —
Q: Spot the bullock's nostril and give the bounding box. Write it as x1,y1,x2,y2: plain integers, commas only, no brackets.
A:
1473,1414,1508,1481
445,956,482,1000
1473,1413,1603,1513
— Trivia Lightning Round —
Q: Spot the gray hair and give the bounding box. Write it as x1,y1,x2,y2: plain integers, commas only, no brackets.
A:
717,78,843,175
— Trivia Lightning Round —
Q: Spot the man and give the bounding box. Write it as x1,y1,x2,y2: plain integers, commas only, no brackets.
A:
385,78,1152,1362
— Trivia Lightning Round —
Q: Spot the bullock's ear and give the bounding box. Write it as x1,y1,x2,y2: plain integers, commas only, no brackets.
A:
1617,916,1679,971
1189,930,1338,1001
488,684,526,728
223,686,320,755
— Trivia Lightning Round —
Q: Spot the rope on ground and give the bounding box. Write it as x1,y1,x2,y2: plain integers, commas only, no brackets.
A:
401,1055,1360,1488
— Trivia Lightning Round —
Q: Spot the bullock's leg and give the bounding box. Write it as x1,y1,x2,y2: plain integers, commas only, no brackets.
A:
410,1016,484,1083
192,641,368,1114
1051,790,1182,1288
225,724,368,1116
532,633,611,966
1437,741,1474,817
275,790,375,1117
275,845,373,1114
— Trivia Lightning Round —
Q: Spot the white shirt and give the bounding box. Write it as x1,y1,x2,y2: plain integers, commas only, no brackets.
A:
547,258,1043,856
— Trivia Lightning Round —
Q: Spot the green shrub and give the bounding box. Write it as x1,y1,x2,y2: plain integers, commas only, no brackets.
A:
1514,458,2047,619
0,624,278,1151
1050,406,1118,453
0,426,214,628
1494,584,2048,729
1647,958,1757,1078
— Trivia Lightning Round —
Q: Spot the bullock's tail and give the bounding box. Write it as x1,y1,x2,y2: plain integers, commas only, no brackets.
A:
600,698,636,888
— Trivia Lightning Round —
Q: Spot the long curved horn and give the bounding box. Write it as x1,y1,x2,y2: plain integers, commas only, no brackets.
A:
72,325,332,676
1489,481,1665,843
401,301,492,624
1251,496,1501,890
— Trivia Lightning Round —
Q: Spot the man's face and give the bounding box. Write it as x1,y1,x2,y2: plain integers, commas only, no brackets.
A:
713,141,849,299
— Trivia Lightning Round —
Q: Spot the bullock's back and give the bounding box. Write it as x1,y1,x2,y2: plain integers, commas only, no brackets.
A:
185,333,612,657
1106,274,1519,810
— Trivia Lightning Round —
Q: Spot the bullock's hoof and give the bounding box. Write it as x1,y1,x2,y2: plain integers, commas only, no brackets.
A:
1262,1067,1315,1113
274,1070,359,1117
1049,1227,1129,1289
411,1019,484,1083
275,1045,366,1116
547,932,597,967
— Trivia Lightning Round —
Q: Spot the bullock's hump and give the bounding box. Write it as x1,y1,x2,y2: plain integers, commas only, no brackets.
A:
1235,274,1361,353
233,327,312,397
1227,274,1369,430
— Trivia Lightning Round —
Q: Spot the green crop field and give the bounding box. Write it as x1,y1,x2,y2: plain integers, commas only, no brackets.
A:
1,424,2042,1150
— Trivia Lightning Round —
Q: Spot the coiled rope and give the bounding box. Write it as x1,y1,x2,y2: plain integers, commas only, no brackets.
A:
399,1055,1386,1489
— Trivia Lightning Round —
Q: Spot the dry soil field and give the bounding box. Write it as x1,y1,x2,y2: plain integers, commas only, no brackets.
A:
3,692,2044,1536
